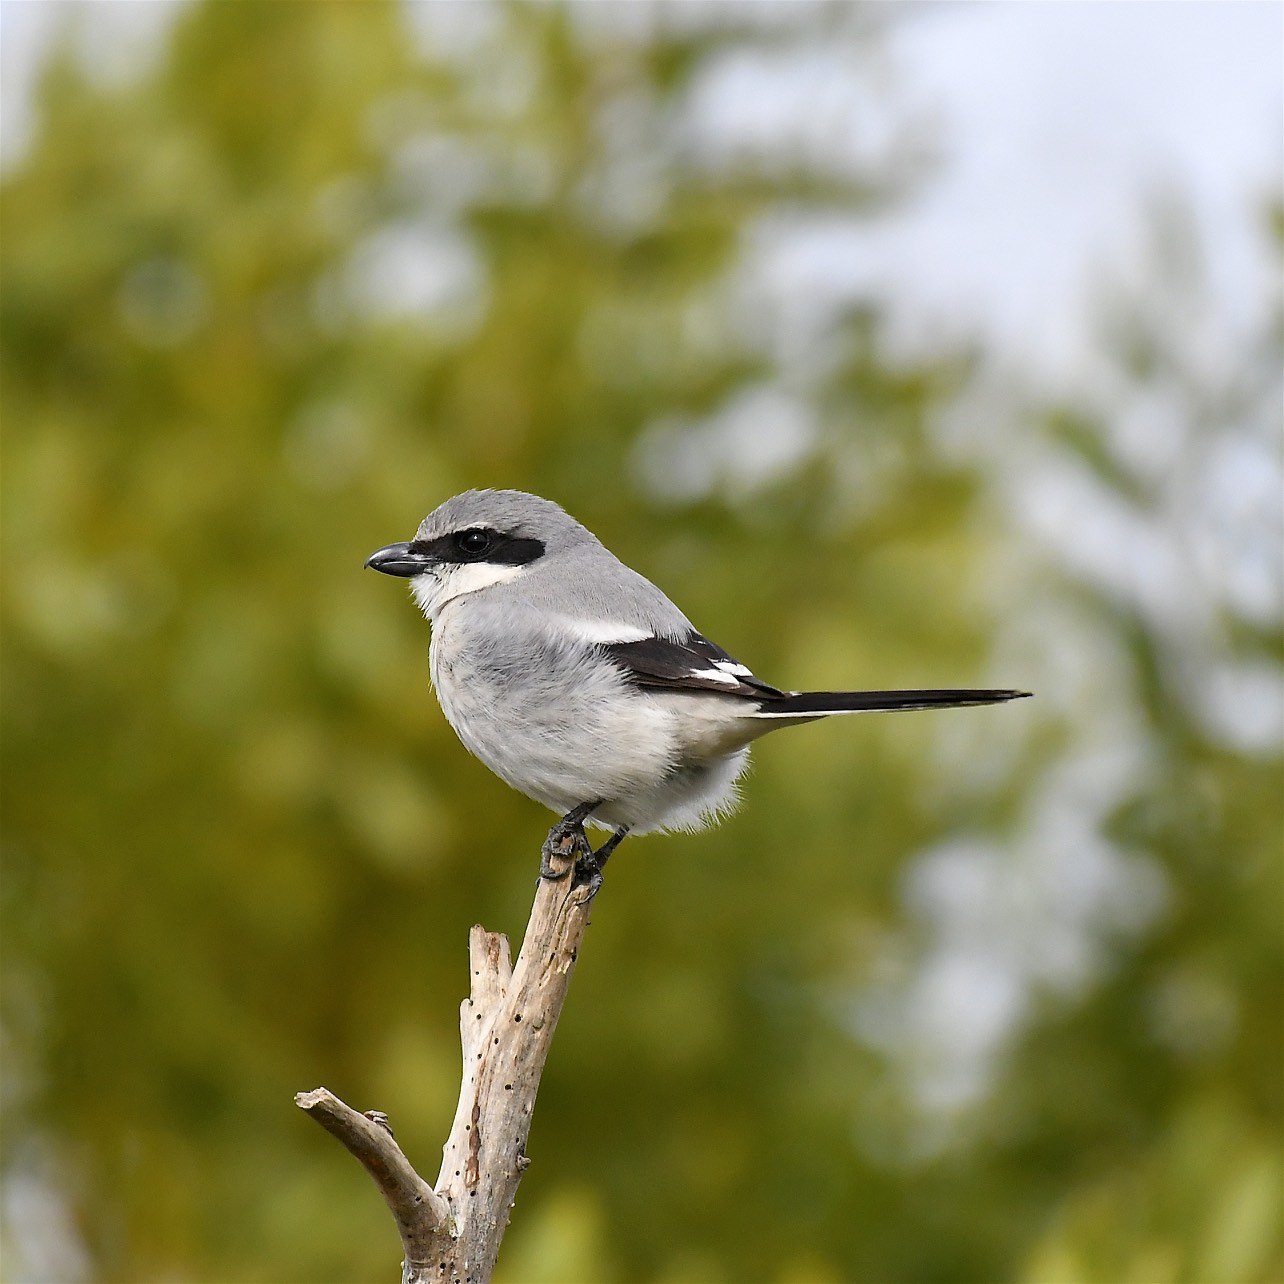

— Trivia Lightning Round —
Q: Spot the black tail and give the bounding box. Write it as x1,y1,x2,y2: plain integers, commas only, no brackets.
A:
752,688,1032,717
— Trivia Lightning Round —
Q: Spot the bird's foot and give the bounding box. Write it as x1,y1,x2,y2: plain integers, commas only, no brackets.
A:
570,853,604,896
569,825,630,896
539,803,601,882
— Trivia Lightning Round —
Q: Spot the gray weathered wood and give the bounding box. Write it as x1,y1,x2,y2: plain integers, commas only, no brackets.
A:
297,836,596,1284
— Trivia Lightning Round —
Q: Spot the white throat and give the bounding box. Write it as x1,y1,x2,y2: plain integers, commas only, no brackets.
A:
410,562,530,622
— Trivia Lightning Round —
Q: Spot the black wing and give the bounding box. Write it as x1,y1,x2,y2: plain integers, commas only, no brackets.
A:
601,631,783,700
601,633,1032,713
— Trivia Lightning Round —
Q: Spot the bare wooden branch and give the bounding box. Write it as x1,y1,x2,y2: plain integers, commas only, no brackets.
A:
297,836,597,1284
293,1088,450,1263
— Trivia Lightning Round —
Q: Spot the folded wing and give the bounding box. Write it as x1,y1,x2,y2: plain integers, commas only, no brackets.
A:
600,632,783,699
600,632,1030,713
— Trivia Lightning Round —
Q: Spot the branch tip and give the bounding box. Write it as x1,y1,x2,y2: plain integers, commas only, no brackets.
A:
295,1083,449,1249
468,924,512,1004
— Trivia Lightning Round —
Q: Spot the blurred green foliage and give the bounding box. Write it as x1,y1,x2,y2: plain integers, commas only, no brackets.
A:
2,4,1280,1283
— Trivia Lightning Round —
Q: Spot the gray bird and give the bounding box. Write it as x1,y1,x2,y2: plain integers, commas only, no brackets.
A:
366,489,1029,886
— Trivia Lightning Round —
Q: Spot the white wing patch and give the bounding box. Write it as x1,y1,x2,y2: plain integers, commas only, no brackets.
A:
691,666,742,687
554,616,652,645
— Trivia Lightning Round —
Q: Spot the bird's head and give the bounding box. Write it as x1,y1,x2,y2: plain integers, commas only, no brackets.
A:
365,488,590,621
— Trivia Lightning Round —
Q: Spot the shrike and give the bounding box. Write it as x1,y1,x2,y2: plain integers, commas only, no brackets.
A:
367,490,1029,885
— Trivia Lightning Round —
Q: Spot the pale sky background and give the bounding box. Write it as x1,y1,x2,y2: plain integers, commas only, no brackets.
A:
3,0,1280,381
882,1,1281,370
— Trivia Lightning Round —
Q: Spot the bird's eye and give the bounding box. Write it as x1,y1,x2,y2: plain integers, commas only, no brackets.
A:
455,529,492,556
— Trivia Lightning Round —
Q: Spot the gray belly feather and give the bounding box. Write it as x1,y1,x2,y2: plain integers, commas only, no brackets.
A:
427,601,751,832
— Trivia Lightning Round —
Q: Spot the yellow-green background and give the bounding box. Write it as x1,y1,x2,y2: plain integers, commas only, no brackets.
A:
2,3,1280,1282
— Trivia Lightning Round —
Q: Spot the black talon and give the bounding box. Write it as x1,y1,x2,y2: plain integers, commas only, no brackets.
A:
539,800,602,882
539,845,574,881
571,858,604,896
569,825,630,895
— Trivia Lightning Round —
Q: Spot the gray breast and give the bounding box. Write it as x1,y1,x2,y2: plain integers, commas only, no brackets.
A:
428,599,679,813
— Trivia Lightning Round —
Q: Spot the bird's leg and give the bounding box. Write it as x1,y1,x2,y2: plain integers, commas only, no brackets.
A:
571,825,631,895
592,826,630,872
539,800,602,881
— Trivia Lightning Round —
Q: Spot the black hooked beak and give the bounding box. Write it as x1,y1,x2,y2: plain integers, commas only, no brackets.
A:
364,541,437,577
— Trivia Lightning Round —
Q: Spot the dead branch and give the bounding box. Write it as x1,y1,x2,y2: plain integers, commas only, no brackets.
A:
297,838,597,1284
